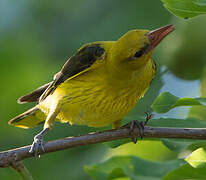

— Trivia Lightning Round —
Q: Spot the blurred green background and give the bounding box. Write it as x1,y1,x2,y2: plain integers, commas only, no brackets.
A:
1,0,206,179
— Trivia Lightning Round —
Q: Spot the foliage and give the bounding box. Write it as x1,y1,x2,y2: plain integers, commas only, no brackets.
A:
161,0,206,18
151,92,206,113
85,156,184,180
163,164,206,180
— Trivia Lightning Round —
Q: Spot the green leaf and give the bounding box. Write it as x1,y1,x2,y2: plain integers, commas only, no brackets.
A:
162,139,196,152
149,118,206,153
163,164,206,180
151,92,206,113
149,117,206,128
161,0,206,19
151,92,179,113
85,156,131,180
106,140,177,162
85,156,184,180
185,148,206,168
162,138,206,154
188,106,206,121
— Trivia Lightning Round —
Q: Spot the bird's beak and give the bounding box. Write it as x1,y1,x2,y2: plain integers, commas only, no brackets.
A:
146,24,175,52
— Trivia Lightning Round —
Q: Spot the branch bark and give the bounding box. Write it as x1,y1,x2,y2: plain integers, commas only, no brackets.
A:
11,161,33,180
1,126,206,168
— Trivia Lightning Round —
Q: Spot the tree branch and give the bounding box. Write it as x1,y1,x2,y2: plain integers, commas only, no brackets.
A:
11,161,33,180
1,126,206,168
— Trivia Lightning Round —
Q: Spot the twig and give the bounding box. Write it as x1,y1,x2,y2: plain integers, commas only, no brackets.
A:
11,161,33,180
1,126,206,168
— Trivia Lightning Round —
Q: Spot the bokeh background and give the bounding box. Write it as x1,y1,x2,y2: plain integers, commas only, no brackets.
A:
1,0,206,179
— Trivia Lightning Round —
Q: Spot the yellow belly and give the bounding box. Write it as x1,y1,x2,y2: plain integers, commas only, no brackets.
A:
58,86,139,127
39,59,155,127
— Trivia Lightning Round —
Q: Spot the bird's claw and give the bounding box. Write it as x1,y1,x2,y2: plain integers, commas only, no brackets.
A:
128,120,144,143
128,112,154,144
29,134,45,158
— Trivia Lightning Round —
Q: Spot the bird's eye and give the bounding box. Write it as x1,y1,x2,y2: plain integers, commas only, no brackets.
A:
134,50,144,58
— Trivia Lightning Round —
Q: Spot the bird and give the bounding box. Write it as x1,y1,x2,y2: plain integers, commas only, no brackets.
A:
9,24,175,157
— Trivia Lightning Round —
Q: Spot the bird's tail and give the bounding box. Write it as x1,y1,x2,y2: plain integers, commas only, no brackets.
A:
9,106,46,129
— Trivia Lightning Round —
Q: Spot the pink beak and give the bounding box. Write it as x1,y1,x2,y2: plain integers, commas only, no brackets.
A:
146,24,175,52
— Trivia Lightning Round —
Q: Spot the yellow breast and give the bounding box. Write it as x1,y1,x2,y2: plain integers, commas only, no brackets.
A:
39,59,155,127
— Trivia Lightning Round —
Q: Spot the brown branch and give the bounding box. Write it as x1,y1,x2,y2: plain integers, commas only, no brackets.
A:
11,161,33,180
1,126,206,168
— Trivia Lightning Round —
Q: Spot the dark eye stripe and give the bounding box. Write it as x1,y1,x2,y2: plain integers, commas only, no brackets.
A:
134,50,144,58
134,43,150,58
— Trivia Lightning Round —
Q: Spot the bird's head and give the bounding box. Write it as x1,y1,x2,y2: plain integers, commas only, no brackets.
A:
109,25,175,71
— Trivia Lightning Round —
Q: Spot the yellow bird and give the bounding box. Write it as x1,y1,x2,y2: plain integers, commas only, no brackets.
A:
9,25,175,156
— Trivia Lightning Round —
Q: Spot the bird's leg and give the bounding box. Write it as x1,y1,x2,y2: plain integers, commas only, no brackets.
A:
29,107,59,158
29,127,49,158
126,112,154,143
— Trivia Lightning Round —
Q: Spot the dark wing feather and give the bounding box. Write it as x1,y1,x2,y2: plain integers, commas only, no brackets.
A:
39,43,105,102
18,82,52,104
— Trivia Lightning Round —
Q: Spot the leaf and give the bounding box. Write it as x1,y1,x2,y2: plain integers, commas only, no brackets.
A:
85,156,132,180
149,118,206,153
161,0,206,19
162,139,196,152
85,156,184,180
106,140,177,162
162,138,206,154
148,117,206,128
188,106,206,121
163,164,206,180
185,148,206,168
151,92,206,113
151,92,179,113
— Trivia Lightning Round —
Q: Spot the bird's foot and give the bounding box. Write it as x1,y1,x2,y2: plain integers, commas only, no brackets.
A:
127,112,154,143
128,120,144,143
29,128,49,158
29,134,45,158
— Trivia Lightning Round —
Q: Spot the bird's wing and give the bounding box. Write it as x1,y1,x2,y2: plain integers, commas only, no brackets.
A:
18,43,105,104
38,43,105,102
18,82,52,104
